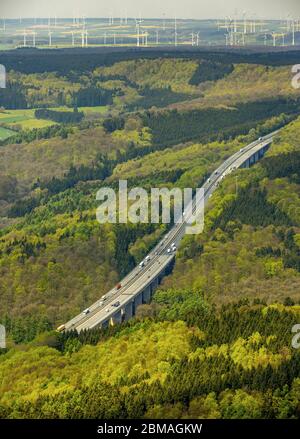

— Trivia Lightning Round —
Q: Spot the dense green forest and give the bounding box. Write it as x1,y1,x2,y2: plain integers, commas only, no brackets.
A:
2,47,300,74
0,299,300,419
35,109,84,124
0,54,300,419
141,99,300,146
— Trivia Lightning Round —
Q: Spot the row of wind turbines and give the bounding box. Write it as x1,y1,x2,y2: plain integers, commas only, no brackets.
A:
15,15,182,49
219,14,300,47
1,14,300,49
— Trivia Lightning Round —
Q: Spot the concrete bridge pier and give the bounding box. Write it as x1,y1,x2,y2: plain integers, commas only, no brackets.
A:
122,301,134,322
150,277,159,295
142,285,151,303
110,310,122,326
133,292,143,314
101,319,110,329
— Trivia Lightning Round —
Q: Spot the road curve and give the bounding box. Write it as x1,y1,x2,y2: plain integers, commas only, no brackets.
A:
62,131,278,332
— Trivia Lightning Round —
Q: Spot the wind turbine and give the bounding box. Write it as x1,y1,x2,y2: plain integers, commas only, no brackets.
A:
243,12,247,34
253,15,256,33
32,31,36,47
48,30,52,47
109,12,114,26
292,20,295,46
135,18,143,47
241,32,245,46
71,31,75,46
163,13,166,31
191,32,194,46
196,32,200,46
156,29,159,45
224,17,229,32
23,29,27,47
174,16,178,46
85,29,88,47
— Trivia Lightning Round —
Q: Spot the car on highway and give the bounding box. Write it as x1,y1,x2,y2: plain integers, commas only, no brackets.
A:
112,301,120,307
139,261,144,268
145,255,150,262
167,248,171,253
116,283,122,290
82,308,90,315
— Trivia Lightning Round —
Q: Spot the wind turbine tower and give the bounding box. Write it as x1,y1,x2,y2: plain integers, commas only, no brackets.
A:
48,31,52,47
243,12,247,34
23,29,27,47
135,18,143,47
292,20,295,46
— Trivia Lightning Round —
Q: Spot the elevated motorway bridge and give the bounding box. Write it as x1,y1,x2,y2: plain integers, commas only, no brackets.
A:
61,131,277,333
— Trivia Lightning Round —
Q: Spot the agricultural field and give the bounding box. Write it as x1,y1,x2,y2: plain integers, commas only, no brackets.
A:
0,109,56,130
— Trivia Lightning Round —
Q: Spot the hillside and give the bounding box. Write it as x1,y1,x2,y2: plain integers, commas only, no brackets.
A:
0,54,300,420
162,119,300,302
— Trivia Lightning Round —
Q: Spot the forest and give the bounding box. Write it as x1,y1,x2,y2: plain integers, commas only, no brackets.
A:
0,54,300,419
2,47,300,74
